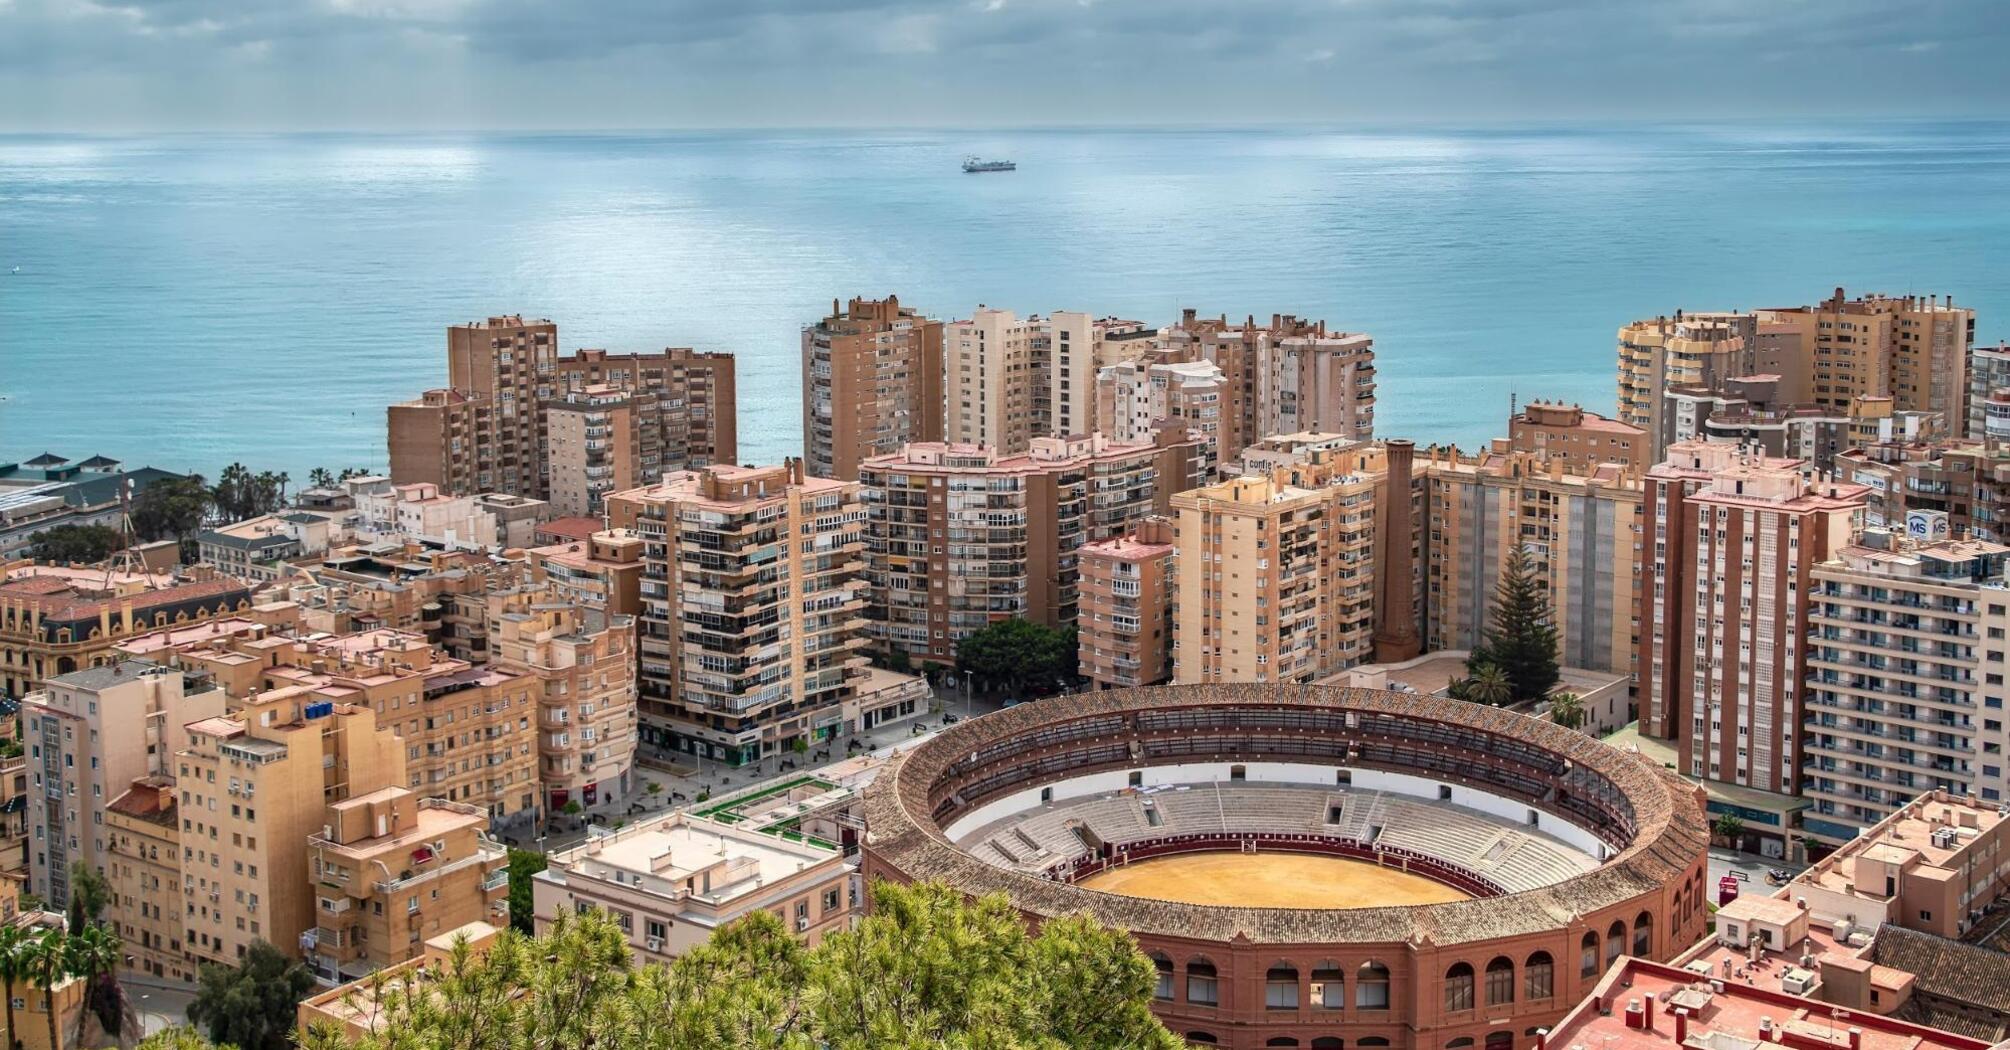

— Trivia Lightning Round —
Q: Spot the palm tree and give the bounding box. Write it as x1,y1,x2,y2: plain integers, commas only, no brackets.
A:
1548,691,1586,731
24,929,69,1050
307,468,335,490
0,924,31,1050
1464,664,1514,707
65,924,124,1047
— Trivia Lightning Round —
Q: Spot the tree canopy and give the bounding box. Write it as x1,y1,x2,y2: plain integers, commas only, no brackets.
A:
131,476,212,550
210,463,290,522
504,848,547,935
955,618,1077,696
1465,545,1560,703
286,880,1177,1050
26,525,125,565
186,941,316,1050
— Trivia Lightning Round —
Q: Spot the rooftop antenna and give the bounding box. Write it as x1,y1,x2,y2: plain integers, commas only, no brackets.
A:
105,476,145,586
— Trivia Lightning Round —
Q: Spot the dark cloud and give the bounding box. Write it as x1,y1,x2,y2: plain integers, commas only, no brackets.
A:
1,0,2007,129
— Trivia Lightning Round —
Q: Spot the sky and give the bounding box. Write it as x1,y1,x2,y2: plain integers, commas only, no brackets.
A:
1,0,2009,131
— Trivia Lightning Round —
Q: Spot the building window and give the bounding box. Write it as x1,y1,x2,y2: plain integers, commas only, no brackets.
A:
1524,951,1554,1001
1444,962,1475,1013
1356,961,1390,1010
1151,954,1173,1001
1485,957,1514,1006
1266,966,1299,1009
1186,960,1219,1006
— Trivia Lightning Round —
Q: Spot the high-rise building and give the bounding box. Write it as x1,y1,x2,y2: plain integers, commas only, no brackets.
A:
1616,313,1761,455
606,461,892,763
1171,444,1388,684
23,662,225,907
1506,401,1647,475
1761,289,1974,421
802,296,944,481
1638,440,1866,794
389,317,736,500
1421,448,1644,675
486,589,638,812
543,385,637,518
103,776,190,981
945,308,1153,452
1094,359,1227,474
525,529,645,618
1078,517,1176,691
859,432,1200,667
1802,531,2010,845
1160,310,1376,462
1968,343,2010,440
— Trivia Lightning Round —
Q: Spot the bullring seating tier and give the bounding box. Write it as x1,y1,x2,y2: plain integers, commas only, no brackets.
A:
953,783,1599,894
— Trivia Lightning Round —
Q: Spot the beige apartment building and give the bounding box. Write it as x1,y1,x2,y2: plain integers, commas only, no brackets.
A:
1078,517,1176,691
486,589,638,812
1638,440,1866,794
1094,359,1227,475
1803,532,2009,845
1762,289,1974,420
23,661,225,907
606,461,888,763
1968,343,2010,439
175,687,406,968
531,810,852,964
1506,400,1648,474
544,385,637,517
133,625,540,825
304,789,507,984
1160,310,1377,462
525,529,645,618
802,296,944,481
858,432,1200,667
945,308,1152,451
102,776,191,982
0,563,252,700
1421,448,1644,675
1616,312,1765,453
1171,444,1390,685
389,317,736,500
1791,790,2010,941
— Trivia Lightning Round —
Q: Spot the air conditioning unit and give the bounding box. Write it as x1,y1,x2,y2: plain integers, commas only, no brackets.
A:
796,916,810,933
645,937,663,952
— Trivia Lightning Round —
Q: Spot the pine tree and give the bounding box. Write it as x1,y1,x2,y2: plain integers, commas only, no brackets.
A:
1467,545,1560,703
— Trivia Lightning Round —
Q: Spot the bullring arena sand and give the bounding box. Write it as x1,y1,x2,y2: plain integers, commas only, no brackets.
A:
1077,851,1473,908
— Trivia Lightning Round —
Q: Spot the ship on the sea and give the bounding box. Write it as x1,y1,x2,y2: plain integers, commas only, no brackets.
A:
961,156,1016,173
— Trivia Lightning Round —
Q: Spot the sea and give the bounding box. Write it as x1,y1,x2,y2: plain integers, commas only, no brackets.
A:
3,122,2009,482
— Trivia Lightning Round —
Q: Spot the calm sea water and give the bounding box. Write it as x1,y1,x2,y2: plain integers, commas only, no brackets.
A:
4,124,2009,482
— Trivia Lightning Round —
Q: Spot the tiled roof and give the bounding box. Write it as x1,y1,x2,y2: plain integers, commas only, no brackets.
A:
1869,926,2010,1029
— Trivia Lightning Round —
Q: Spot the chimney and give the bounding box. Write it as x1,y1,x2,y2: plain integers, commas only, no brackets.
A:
1625,999,1645,1030
1644,992,1656,1031
1674,1009,1689,1043
1536,1030,1549,1050
1372,440,1421,662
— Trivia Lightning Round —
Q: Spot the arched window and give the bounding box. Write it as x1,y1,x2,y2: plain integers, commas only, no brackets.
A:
1579,932,1600,977
1605,920,1625,965
1187,959,1219,1006
1313,1040,1345,1050
1524,951,1554,1001
1633,911,1653,956
1187,1034,1219,1046
1151,953,1173,1001
1356,961,1391,1010
1444,962,1475,1013
1486,1031,1515,1050
1359,1040,1391,1048
1311,960,1345,1010
1447,1040,1475,1049
1267,1041,1302,1048
1267,965,1301,1010
1485,957,1515,1006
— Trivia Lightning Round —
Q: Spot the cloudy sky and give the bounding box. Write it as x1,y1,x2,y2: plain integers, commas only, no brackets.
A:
3,0,2008,131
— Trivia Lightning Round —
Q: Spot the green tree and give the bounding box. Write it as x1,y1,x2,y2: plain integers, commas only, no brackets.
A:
284,880,1181,1050
139,1026,235,1050
505,848,548,934
64,923,129,1046
65,862,109,932
186,941,315,1050
1548,691,1586,731
1713,812,1747,848
131,476,212,553
1467,545,1560,702
1461,663,1514,707
307,468,336,490
337,468,371,482
956,618,1077,695
26,525,125,565
0,923,32,1050
22,930,68,1050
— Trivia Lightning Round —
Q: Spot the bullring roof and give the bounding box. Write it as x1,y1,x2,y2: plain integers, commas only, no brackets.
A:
862,683,1710,948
